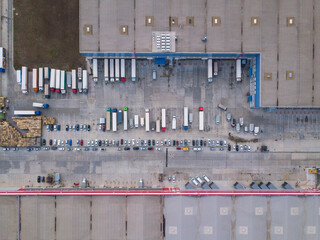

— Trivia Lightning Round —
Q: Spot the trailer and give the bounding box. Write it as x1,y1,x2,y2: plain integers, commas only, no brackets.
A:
32,68,39,92
199,107,204,131
110,59,114,82
83,70,88,93
156,120,160,133
106,108,111,131
161,109,166,131
0,47,6,72
49,69,56,92
72,69,77,93
93,58,98,82
184,107,188,130
236,59,241,82
140,117,145,127
145,109,150,132
44,67,50,80
104,59,109,82
172,116,177,130
118,110,123,124
134,115,139,128
33,102,49,108
60,70,66,94
112,108,117,132
123,107,128,131
44,83,50,99
120,59,125,81
38,68,44,91
78,67,83,93
213,61,218,76
66,72,72,88
14,110,41,116
16,70,22,85
207,59,212,82
55,69,61,93
115,59,120,81
21,66,28,94
131,59,136,81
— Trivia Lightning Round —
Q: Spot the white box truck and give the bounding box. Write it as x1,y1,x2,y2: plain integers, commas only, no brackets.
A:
145,109,150,132
104,59,109,82
123,107,128,131
172,116,177,130
156,119,160,133
93,58,98,82
131,59,136,81
161,109,166,131
184,107,188,130
115,59,120,81
236,59,242,82
112,108,117,132
134,115,139,128
110,59,114,82
49,68,55,92
55,69,61,93
83,70,88,93
199,107,204,131
72,69,77,93
38,67,44,91
21,66,28,94
120,59,125,81
207,59,212,82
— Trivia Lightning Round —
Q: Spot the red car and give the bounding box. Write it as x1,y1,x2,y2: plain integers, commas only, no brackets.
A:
176,147,181,150
176,140,179,146
121,139,123,145
80,139,83,146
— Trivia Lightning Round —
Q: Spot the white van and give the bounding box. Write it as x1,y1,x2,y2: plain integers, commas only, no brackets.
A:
152,70,157,80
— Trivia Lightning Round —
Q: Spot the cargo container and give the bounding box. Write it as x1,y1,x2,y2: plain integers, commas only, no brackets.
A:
115,59,120,81
16,70,22,85
120,59,125,81
49,69,56,92
161,109,166,131
0,47,6,72
145,109,150,132
38,68,44,91
93,58,98,82
123,107,128,131
72,69,77,93
33,102,49,108
66,72,72,88
32,68,39,92
14,110,41,116
207,59,212,82
106,108,111,131
236,59,241,82
83,70,88,93
213,61,218,76
21,66,28,94
112,108,117,132
134,115,139,128
131,59,136,81
60,70,66,94
110,59,114,82
55,69,61,93
184,107,188,130
104,59,109,82
172,116,177,130
118,110,123,124
44,67,50,80
44,83,50,99
199,107,204,131
156,120,160,132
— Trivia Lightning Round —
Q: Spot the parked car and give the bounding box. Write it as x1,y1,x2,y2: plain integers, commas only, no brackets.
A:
65,125,69,131
87,125,91,131
42,139,46,146
37,176,41,183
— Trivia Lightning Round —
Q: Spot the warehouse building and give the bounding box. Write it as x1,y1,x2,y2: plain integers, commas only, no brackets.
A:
79,0,320,108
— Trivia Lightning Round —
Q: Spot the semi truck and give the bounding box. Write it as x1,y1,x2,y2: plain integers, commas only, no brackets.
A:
207,59,212,82
184,107,188,130
83,70,88,93
60,70,66,94
213,61,218,76
93,58,98,82
118,110,123,124
44,83,50,99
199,107,204,131
156,120,160,132
72,69,77,93
55,69,61,93
123,107,128,131
38,68,44,91
14,110,41,116
134,115,139,128
32,68,38,92
110,59,114,82
49,68,56,92
120,59,125,81
44,67,50,80
78,67,83,93
115,59,120,81
131,59,136,81
140,117,145,127
145,109,150,132
161,109,166,131
112,108,117,132
67,72,72,88
104,59,109,82
33,102,49,108
236,59,242,82
100,118,106,131
172,116,177,130
16,70,21,85
106,108,111,131
21,66,28,94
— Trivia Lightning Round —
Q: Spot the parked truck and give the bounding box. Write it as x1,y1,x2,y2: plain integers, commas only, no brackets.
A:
100,117,106,131
44,83,50,99
21,66,28,94
16,70,21,85
112,108,117,132
118,110,123,124
83,70,88,93
104,59,109,82
55,69,61,93
254,126,260,136
49,69,56,92
60,70,66,94
110,59,114,82
106,108,111,131
38,67,44,91
161,109,166,131
189,113,193,123
249,123,254,133
77,67,83,93
213,61,218,76
145,109,150,132
120,59,125,81
72,69,77,93
236,59,242,82
184,107,188,130
134,115,139,128
207,59,212,82
115,58,120,81
93,58,98,82
172,116,177,130
131,59,136,81
32,68,39,92
67,72,72,88
32,102,49,108
14,110,41,116
140,117,145,127
156,120,160,132
123,107,128,131
151,121,156,131
44,67,50,80
199,107,204,131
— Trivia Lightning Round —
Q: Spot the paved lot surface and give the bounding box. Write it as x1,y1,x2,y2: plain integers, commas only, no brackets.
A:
0,196,18,240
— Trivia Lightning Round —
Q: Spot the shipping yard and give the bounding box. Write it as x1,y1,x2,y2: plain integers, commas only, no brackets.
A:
0,0,320,239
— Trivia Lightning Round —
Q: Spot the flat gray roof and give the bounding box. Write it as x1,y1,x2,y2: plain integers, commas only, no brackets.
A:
80,0,320,107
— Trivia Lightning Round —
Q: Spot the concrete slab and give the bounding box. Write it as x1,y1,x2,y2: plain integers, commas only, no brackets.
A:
313,0,320,106
0,196,18,240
